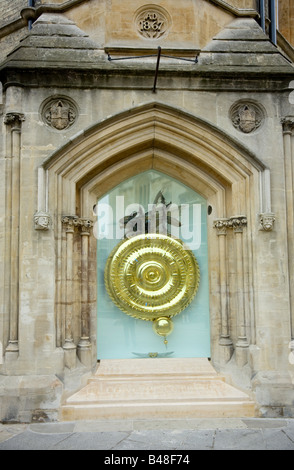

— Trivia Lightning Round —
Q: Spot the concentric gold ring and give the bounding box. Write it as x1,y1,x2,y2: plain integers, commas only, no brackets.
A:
104,234,200,321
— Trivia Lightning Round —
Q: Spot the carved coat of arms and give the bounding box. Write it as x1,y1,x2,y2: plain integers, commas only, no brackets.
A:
231,102,263,134
239,105,257,133
43,98,77,130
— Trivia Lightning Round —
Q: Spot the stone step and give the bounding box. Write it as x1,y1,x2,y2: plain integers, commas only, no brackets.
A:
66,379,248,403
89,358,221,378
60,359,256,420
61,399,256,420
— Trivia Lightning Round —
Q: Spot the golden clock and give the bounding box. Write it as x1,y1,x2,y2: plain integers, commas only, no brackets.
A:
105,233,200,343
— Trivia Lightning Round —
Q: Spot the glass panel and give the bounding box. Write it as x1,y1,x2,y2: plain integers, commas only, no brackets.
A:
96,170,210,359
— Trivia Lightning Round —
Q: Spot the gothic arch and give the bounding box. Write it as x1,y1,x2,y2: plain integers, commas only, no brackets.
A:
37,103,271,369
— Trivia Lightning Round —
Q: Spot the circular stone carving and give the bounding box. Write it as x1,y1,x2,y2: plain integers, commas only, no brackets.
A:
104,234,200,321
41,96,78,131
135,5,171,40
230,101,264,134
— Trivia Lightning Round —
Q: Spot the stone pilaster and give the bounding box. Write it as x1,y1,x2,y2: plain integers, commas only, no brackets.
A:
61,216,77,369
4,112,25,360
214,216,249,366
282,118,294,345
231,216,250,367
213,219,233,364
77,219,93,367
61,216,93,369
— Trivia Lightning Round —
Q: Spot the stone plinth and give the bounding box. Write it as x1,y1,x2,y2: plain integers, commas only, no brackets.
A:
60,359,256,420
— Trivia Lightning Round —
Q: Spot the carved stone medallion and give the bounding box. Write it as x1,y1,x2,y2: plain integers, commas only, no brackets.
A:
135,6,171,40
230,101,264,134
104,233,200,322
41,97,77,131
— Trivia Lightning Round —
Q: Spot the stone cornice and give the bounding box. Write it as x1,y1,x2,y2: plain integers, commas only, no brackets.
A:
0,0,89,39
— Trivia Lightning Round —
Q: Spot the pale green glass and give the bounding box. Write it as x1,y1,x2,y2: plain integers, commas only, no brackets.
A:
97,170,210,359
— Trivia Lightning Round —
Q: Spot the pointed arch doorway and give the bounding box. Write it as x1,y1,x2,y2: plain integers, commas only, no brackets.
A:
96,169,211,360
46,103,262,418
41,103,269,381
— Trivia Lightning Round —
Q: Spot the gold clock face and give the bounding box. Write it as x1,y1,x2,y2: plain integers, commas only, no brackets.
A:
104,234,200,322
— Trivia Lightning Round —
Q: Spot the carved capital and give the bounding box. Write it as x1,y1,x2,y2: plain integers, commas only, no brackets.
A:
79,218,94,234
228,215,247,233
62,215,93,233
4,112,25,127
259,212,275,231
62,215,79,231
213,218,229,235
34,210,51,230
281,117,294,135
213,215,247,234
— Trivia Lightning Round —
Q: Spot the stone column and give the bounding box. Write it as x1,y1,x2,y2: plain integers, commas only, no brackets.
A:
213,219,233,363
61,216,93,368
77,218,93,366
282,118,294,344
4,112,25,360
61,216,77,369
230,216,249,367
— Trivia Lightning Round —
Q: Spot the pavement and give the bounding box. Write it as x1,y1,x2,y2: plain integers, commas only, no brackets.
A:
0,418,294,451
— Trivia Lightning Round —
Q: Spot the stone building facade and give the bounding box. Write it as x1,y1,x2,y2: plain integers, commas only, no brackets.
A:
0,0,294,422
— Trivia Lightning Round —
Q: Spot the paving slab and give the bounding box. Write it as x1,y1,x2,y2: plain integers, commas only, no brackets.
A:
0,418,293,450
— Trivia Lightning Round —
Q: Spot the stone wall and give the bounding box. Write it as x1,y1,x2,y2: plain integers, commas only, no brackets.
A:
0,0,27,26
0,1,294,422
279,0,294,46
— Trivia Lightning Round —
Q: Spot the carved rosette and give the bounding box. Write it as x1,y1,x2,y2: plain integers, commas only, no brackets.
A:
135,6,171,40
230,101,264,134
41,97,78,131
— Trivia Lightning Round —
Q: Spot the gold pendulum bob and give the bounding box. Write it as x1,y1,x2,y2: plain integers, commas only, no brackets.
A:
105,233,200,344
152,317,174,346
